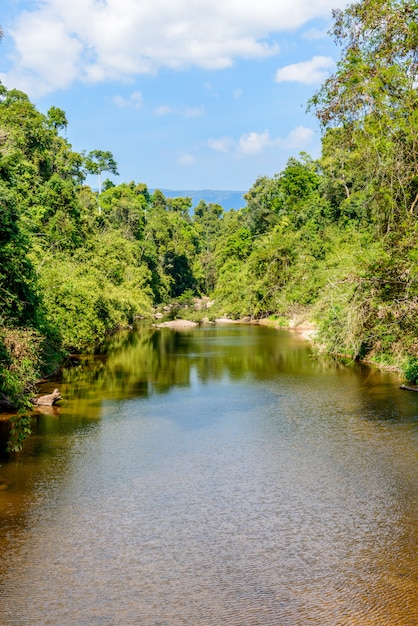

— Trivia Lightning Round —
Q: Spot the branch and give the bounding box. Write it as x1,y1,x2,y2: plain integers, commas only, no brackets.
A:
410,191,418,214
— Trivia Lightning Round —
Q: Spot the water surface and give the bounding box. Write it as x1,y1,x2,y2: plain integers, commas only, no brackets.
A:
0,324,417,625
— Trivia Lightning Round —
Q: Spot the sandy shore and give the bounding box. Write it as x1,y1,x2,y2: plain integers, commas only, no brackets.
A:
153,319,198,329
257,317,317,341
153,316,317,340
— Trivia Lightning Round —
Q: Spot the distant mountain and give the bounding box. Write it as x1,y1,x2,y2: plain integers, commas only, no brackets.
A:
151,189,246,211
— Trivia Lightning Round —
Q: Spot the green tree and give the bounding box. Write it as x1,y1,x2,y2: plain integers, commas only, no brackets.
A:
84,149,119,195
151,189,167,211
99,181,147,240
193,201,224,293
46,106,68,132
309,0,418,232
244,175,283,236
0,183,39,325
141,197,200,301
166,196,193,218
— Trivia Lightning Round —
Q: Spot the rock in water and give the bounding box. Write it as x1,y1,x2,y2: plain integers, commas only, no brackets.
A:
33,389,61,406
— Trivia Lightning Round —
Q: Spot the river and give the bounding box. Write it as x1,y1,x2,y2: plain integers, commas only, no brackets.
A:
0,323,417,625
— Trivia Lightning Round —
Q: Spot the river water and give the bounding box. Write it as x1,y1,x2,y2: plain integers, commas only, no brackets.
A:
0,323,417,625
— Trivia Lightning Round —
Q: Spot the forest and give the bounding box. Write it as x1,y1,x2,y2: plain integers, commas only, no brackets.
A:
0,0,417,450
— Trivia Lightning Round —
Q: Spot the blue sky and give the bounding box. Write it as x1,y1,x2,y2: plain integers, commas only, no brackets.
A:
1,0,348,192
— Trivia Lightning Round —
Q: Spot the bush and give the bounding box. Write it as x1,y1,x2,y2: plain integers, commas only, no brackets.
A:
404,358,418,384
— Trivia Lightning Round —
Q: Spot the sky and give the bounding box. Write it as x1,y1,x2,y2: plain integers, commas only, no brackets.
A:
0,0,349,192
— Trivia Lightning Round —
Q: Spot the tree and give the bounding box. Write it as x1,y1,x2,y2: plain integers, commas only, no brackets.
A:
84,149,119,195
99,181,147,240
46,106,68,132
244,175,283,236
309,0,418,232
244,154,325,234
166,196,192,218
0,183,39,325
193,201,224,293
151,189,167,211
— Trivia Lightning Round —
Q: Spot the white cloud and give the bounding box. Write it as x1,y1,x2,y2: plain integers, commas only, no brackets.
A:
154,105,174,116
113,91,143,108
184,107,205,118
238,130,271,155
208,136,235,153
302,27,329,40
2,0,347,96
208,125,314,156
284,125,315,148
153,105,205,117
275,56,336,85
177,153,196,166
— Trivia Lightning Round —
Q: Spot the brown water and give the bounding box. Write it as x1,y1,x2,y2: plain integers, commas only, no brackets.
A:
0,324,417,625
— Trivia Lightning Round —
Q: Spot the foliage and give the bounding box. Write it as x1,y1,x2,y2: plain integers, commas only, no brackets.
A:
192,200,224,293
140,191,201,301
99,181,147,240
84,149,119,186
309,0,418,232
0,183,39,325
36,242,153,350
0,327,45,452
405,358,418,384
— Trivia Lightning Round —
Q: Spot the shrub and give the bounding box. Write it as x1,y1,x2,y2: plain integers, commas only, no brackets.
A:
404,358,418,384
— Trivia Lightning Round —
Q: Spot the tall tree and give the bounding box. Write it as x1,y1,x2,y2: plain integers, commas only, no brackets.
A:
309,0,418,232
84,149,119,195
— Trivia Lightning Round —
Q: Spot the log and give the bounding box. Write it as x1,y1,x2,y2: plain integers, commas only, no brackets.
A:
400,384,418,393
33,389,62,406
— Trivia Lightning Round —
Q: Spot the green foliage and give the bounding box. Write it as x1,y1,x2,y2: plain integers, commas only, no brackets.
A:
83,149,119,194
84,149,118,177
141,196,201,301
0,327,45,451
99,181,147,240
0,329,40,406
309,0,418,232
405,358,418,384
0,183,39,325
7,413,33,453
37,239,153,350
193,201,224,293
244,174,283,235
213,258,253,319
46,106,68,132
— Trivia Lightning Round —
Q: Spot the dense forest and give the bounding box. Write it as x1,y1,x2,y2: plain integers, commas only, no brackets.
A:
1,0,418,449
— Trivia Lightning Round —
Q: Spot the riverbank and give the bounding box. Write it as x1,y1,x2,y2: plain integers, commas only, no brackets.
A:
256,316,317,342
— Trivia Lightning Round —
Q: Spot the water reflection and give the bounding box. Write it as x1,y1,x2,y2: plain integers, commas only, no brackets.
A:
0,324,417,625
59,323,355,395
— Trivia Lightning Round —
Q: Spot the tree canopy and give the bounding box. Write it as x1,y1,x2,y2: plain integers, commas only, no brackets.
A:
84,149,119,194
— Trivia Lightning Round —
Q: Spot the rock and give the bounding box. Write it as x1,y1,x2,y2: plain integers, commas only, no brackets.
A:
214,317,239,324
154,319,198,329
33,389,62,406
